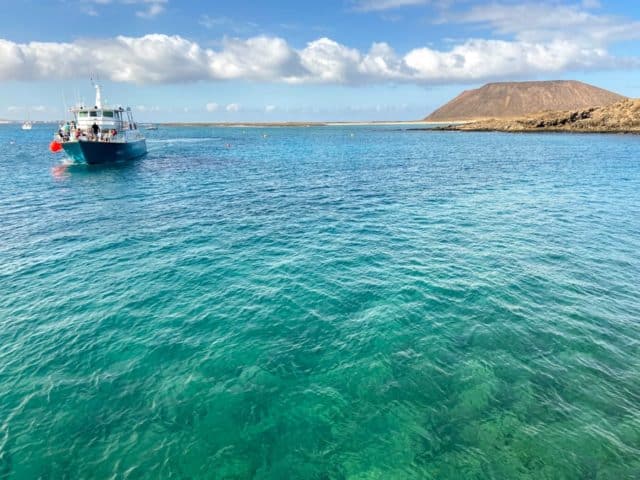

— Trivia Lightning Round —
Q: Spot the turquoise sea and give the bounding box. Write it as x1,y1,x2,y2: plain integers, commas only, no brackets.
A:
1,123,639,479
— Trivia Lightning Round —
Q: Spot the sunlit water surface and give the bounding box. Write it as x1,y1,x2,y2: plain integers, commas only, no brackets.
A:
1,124,639,479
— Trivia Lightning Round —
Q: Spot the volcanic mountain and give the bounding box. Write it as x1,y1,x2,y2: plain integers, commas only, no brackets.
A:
425,80,626,122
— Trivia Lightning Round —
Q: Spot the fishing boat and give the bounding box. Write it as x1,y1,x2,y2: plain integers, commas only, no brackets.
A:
50,82,147,164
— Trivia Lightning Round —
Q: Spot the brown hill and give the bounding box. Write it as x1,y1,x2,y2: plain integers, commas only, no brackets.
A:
442,98,640,133
425,80,625,122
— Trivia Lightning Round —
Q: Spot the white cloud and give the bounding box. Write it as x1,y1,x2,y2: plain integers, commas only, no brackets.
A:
82,0,167,18
448,1,640,46
199,15,229,28
359,42,408,80
208,35,301,81
352,0,429,12
137,3,165,19
265,105,276,112
298,38,361,83
403,39,613,81
582,0,601,8
198,15,258,34
226,103,240,112
205,102,219,112
0,22,636,87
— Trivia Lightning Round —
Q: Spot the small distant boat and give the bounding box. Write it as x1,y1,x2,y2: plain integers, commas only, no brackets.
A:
22,121,33,130
50,82,147,164
145,124,158,131
22,108,33,130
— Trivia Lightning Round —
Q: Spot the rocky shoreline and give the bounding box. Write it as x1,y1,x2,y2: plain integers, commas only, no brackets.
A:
432,99,640,134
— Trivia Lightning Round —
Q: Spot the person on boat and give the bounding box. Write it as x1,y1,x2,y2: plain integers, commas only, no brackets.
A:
91,122,100,141
62,122,70,141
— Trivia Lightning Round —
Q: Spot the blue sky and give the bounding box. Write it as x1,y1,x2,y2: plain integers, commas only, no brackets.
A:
1,0,640,121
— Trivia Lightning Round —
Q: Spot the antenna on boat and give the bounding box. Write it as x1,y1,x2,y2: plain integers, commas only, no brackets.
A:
90,74,103,109
62,90,69,121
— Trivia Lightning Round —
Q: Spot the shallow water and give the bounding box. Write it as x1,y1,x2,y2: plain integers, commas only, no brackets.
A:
1,124,639,479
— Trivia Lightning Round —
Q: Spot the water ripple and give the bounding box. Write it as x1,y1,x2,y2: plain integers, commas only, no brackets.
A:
1,125,640,478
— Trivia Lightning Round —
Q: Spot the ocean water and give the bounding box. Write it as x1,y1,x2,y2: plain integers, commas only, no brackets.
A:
1,123,639,479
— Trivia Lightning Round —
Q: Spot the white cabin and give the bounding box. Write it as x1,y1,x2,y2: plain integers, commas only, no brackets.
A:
63,83,144,143
72,105,137,133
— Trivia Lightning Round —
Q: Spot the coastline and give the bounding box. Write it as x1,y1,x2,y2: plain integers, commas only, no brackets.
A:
426,126,640,134
424,98,640,135
159,120,454,128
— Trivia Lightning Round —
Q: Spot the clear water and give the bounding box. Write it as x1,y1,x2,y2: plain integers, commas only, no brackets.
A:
1,124,639,479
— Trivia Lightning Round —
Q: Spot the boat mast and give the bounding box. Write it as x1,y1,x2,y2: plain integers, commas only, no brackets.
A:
91,76,103,109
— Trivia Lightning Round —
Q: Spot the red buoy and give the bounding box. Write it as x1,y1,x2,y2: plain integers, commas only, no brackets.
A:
49,141,63,153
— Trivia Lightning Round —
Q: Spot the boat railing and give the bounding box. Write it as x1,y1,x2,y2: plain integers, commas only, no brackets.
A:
55,128,142,144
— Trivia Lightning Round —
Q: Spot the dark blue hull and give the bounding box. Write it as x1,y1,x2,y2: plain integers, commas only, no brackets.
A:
62,139,147,164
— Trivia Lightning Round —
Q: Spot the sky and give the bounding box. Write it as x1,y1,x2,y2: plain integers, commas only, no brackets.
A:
1,0,640,122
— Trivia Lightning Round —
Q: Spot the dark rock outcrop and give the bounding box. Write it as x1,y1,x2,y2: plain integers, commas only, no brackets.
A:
440,99,640,133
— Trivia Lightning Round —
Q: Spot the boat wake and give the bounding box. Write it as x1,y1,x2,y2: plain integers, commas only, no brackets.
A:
147,137,223,145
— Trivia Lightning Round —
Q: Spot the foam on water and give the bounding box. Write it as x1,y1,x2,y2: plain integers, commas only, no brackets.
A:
1,124,640,479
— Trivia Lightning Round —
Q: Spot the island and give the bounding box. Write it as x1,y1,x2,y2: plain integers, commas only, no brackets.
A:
422,80,640,134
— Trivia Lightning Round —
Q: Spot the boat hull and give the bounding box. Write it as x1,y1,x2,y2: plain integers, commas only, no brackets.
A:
62,139,147,165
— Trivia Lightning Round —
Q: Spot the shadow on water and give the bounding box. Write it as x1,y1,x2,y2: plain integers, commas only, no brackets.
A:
51,155,147,180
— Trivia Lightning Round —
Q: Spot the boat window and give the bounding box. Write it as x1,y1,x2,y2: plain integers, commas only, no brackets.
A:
89,111,97,117
103,111,114,118
78,111,88,118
